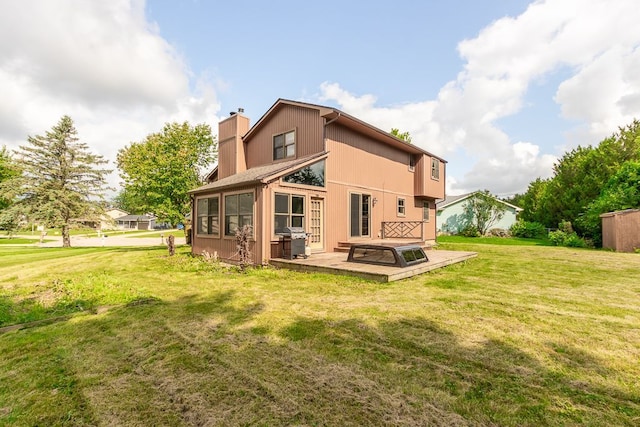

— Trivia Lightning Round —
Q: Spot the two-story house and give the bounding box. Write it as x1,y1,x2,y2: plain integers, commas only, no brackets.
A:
188,99,446,264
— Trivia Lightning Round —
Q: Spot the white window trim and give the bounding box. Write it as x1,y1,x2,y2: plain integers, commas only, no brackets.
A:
431,158,440,180
397,197,406,217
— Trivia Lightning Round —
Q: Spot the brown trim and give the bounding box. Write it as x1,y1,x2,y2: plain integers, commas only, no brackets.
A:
194,194,221,238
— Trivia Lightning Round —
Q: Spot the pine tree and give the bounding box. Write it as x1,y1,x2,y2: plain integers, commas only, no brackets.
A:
2,116,111,247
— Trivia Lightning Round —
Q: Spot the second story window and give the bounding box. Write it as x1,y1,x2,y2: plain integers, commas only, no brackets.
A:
409,154,416,172
431,158,440,180
397,197,406,217
273,130,295,160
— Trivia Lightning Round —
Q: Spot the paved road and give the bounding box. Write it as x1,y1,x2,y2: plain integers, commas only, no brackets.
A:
8,231,187,248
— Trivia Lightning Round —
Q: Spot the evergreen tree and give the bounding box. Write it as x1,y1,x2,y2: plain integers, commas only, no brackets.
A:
0,116,111,247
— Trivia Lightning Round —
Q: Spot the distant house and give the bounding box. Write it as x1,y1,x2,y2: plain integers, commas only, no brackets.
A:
188,98,446,264
73,208,129,230
115,214,156,230
600,209,640,252
436,192,522,234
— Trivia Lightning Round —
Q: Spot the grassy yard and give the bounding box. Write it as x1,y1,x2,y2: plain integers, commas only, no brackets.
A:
127,229,185,238
0,237,50,245
0,242,639,426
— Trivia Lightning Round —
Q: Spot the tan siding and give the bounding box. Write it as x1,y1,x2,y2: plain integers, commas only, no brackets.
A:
323,125,431,249
414,155,445,199
191,185,263,264
217,114,249,179
245,105,324,169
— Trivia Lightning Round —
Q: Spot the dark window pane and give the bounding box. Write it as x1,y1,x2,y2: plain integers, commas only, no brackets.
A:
350,193,360,237
209,197,218,215
239,193,253,214
275,194,289,214
225,195,238,215
291,216,304,227
292,196,304,214
225,215,238,236
274,134,284,148
274,215,288,234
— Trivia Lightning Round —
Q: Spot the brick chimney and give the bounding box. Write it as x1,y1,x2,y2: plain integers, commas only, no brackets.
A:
217,109,250,179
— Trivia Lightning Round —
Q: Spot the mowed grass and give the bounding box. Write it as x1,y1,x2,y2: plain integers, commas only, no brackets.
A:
0,242,639,426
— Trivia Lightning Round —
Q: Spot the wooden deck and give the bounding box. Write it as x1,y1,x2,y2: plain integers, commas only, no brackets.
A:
270,249,477,282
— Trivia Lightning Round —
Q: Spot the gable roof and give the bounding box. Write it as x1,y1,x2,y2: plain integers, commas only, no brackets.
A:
436,192,522,211
243,98,447,163
189,152,328,195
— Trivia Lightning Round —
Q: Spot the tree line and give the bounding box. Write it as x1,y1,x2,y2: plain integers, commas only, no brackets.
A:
507,119,640,246
0,116,217,247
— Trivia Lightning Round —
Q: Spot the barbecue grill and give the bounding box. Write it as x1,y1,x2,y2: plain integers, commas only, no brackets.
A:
281,226,309,259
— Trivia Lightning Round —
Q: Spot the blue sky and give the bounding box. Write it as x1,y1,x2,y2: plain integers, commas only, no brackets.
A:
2,0,640,197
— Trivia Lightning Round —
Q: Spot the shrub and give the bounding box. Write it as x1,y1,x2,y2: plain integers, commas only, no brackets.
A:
459,225,481,237
510,220,547,239
487,228,510,237
548,229,591,248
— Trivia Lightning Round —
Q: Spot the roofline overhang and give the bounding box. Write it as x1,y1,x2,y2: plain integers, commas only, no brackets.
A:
188,152,328,196
243,98,447,163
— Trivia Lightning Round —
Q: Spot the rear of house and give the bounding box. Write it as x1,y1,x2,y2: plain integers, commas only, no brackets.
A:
189,99,446,264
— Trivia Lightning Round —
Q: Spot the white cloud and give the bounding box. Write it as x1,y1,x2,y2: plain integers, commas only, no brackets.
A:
0,0,221,194
317,0,640,195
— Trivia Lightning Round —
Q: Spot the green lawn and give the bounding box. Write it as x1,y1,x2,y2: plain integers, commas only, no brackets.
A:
437,234,551,246
0,237,48,245
127,229,184,238
0,242,638,426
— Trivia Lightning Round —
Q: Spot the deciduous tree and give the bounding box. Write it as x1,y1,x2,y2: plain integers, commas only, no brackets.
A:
390,128,412,143
462,190,507,235
117,122,217,226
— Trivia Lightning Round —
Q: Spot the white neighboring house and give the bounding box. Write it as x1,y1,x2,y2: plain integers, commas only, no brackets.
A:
73,208,129,230
103,209,129,230
115,214,156,230
436,192,522,234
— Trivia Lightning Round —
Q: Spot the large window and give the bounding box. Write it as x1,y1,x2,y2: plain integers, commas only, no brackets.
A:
274,193,305,234
273,130,295,160
431,158,440,180
196,196,219,235
283,160,325,187
225,192,253,236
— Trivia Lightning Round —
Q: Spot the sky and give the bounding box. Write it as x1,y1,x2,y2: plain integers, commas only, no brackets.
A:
2,0,640,198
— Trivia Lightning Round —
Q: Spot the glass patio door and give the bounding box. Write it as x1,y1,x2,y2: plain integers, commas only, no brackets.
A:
350,193,371,238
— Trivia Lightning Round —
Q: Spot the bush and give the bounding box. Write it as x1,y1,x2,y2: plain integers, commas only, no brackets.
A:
510,221,547,238
548,229,590,248
487,228,510,237
459,225,481,237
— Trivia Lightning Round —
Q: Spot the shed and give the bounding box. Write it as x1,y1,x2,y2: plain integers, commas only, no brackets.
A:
600,209,640,252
